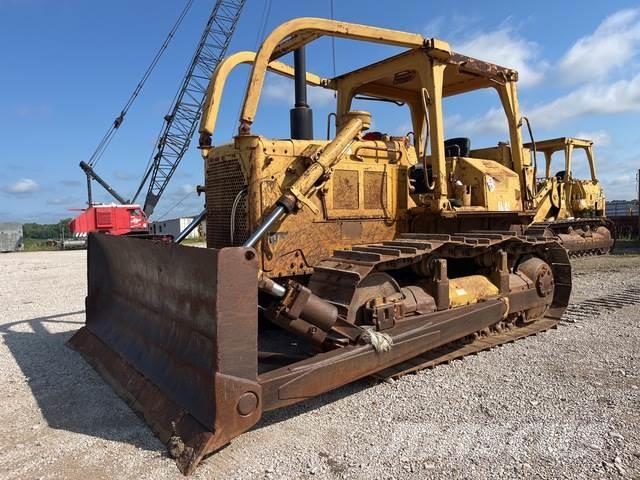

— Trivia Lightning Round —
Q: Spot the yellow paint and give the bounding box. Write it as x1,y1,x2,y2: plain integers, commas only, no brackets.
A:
527,137,607,220
449,275,499,307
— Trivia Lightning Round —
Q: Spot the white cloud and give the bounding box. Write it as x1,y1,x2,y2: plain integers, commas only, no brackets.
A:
601,173,637,199
558,8,640,84
574,130,611,146
60,179,82,187
424,17,445,38
4,178,39,195
391,121,413,137
460,72,640,135
262,76,290,102
263,75,334,107
607,174,632,186
455,107,508,136
47,196,78,206
445,114,462,130
526,73,640,129
152,185,201,220
424,14,481,41
309,86,336,106
455,26,547,87
114,171,136,181
14,103,51,119
153,195,202,221
178,184,196,196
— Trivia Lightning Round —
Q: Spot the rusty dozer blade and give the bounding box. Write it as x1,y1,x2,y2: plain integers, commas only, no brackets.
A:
68,233,262,475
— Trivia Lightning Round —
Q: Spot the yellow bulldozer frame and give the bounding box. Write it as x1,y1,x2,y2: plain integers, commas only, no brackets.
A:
528,137,614,255
69,17,572,475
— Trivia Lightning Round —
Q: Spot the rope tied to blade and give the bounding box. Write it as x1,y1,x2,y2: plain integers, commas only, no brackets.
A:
360,328,393,353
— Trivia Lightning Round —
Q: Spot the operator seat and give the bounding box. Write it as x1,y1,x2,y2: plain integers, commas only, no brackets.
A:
409,164,430,193
444,137,471,157
409,138,472,193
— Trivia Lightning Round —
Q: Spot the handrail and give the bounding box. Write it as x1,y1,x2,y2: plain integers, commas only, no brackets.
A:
199,50,325,157
238,17,432,134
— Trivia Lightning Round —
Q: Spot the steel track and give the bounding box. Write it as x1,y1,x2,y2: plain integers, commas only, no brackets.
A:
528,218,616,257
375,317,560,379
376,286,640,380
562,286,640,323
306,232,571,381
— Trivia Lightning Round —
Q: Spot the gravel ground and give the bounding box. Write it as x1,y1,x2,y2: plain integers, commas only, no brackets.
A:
0,250,638,480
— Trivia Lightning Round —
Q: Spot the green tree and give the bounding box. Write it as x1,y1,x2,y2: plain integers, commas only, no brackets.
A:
23,218,72,239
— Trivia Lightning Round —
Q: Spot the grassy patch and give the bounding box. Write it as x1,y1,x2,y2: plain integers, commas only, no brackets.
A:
180,237,206,246
22,238,59,252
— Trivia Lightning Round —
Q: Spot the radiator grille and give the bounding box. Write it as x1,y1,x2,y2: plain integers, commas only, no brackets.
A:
206,158,248,249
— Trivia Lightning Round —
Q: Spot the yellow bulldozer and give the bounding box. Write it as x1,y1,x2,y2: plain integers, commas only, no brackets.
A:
69,18,572,474
527,137,614,255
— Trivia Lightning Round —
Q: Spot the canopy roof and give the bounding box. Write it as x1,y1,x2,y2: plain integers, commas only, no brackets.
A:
525,137,594,153
330,47,518,99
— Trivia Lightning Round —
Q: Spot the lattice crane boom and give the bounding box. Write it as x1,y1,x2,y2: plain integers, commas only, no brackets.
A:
139,0,246,217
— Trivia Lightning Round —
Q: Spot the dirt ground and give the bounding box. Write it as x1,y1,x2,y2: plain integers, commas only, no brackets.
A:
0,250,638,479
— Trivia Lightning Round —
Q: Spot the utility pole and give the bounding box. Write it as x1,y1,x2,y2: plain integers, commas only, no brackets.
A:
637,168,640,239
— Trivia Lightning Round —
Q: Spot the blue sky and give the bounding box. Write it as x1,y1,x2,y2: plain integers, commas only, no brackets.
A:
1,0,639,223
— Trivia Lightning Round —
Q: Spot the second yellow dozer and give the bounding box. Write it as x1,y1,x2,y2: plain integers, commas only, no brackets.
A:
526,137,615,256
69,18,571,474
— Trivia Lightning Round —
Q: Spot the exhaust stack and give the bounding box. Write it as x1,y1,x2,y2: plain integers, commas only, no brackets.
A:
290,47,313,139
